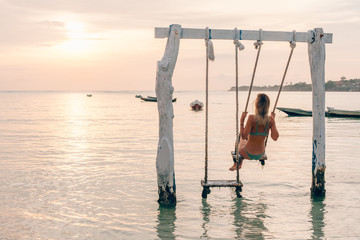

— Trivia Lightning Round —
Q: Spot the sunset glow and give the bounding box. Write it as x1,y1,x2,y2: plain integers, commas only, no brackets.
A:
59,21,95,54
0,0,359,91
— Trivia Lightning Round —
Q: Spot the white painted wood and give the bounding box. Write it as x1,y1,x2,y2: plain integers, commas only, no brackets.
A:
201,180,243,187
308,28,326,196
155,27,333,43
155,24,181,205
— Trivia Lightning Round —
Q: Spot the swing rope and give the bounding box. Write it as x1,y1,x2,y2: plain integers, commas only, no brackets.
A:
234,28,245,184
266,30,296,147
235,29,263,154
244,29,263,113
204,27,215,183
272,30,297,113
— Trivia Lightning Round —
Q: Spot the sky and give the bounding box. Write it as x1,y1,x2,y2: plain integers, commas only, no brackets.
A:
0,0,359,91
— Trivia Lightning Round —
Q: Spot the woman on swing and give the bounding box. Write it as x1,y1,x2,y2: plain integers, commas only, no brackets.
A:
229,93,279,171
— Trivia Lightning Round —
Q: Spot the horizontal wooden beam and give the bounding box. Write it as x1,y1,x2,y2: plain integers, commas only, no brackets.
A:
155,27,333,43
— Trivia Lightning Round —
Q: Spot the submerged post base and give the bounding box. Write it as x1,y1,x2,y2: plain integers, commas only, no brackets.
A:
158,185,177,206
311,167,326,197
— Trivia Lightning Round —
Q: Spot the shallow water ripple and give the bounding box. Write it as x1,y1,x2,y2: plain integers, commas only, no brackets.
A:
0,91,360,239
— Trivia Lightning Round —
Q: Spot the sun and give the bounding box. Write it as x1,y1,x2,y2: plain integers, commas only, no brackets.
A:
59,21,94,54
65,21,85,38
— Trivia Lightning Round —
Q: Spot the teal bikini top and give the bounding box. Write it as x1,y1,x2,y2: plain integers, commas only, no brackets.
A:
249,120,269,136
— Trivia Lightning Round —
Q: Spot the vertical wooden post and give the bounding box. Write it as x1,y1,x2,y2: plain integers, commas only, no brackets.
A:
308,28,326,196
155,24,181,206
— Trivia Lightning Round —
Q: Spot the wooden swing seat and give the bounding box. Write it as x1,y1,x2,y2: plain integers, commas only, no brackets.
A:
201,179,243,188
201,179,243,198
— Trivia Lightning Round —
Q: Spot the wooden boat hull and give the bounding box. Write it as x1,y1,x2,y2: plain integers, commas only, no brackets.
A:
278,107,360,118
140,97,157,102
277,107,312,116
191,104,203,111
140,97,176,102
327,107,360,118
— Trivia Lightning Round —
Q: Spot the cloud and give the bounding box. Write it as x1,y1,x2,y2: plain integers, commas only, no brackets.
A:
0,2,66,46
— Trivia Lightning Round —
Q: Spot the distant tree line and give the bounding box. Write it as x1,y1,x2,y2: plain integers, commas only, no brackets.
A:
229,77,360,92
325,78,360,91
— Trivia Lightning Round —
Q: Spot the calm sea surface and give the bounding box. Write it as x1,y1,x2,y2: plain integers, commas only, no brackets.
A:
0,91,359,239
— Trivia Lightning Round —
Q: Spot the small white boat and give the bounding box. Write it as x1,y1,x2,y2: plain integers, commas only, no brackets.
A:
190,100,204,111
327,107,360,118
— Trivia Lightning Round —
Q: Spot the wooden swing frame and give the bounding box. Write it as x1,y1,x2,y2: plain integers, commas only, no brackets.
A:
154,25,332,205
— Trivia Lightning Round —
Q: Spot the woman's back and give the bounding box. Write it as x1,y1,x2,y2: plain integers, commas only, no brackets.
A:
245,115,273,155
249,118,270,137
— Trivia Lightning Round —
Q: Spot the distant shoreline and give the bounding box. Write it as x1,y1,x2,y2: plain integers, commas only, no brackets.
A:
229,78,360,92
228,87,360,92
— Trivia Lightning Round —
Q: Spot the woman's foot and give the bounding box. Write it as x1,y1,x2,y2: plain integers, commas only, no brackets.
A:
229,164,237,171
229,162,242,171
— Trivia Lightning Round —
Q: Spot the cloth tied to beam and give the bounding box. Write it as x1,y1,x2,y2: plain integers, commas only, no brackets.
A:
205,27,215,61
233,28,245,51
253,40,263,49
206,40,215,61
290,41,296,49
290,30,297,49
234,39,245,51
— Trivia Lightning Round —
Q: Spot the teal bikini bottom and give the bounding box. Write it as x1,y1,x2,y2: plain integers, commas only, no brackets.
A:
246,150,265,160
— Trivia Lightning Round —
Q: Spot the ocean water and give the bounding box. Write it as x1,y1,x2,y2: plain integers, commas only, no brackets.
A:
0,91,359,239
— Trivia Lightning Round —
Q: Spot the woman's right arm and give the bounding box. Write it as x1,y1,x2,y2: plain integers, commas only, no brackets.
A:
270,114,279,141
242,114,252,140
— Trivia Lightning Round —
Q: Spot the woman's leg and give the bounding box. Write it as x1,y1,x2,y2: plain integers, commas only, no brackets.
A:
229,138,247,171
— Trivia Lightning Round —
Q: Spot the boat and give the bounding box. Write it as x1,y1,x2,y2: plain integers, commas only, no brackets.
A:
277,107,331,117
87,94,92,97
277,107,312,116
190,100,204,111
140,96,177,102
327,107,360,118
140,96,157,102
135,95,142,98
